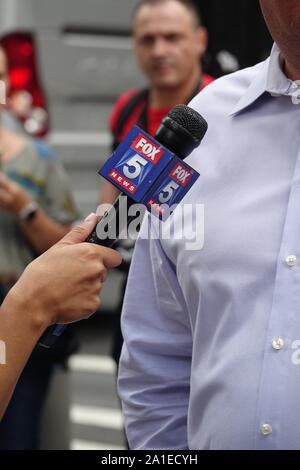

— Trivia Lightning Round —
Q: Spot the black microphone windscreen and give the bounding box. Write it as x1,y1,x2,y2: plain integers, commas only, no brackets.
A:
167,104,208,143
156,104,208,158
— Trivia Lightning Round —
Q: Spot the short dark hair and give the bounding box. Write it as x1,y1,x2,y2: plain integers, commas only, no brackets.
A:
133,0,202,27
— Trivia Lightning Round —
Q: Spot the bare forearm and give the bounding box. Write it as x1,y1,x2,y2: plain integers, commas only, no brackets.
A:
20,209,70,254
0,213,122,421
0,291,47,420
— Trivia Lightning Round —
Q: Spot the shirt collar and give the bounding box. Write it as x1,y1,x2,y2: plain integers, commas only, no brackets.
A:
230,43,300,116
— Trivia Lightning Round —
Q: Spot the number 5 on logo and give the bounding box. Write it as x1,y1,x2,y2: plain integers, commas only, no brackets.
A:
123,154,148,180
159,181,180,203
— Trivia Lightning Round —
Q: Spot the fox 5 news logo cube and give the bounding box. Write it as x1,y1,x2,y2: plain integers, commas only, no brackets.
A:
143,158,200,220
100,127,174,202
100,126,200,220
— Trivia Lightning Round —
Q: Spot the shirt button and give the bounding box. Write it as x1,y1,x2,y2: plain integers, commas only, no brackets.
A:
272,337,284,350
261,424,273,436
286,255,297,267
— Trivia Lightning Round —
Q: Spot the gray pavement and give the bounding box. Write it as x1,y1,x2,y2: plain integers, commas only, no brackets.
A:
69,316,127,450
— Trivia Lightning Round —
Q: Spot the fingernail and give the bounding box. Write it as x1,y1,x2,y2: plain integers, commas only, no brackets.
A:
84,212,96,222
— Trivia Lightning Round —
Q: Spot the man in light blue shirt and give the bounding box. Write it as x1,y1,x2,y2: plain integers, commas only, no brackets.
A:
118,0,300,450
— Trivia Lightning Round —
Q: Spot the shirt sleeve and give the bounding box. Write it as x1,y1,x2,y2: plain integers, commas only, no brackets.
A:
37,144,78,224
118,215,193,450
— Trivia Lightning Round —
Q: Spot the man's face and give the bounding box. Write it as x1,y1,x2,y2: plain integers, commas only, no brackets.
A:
260,0,300,43
133,0,206,90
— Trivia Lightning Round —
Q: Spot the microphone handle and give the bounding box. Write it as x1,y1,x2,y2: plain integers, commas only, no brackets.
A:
86,194,136,247
38,194,137,348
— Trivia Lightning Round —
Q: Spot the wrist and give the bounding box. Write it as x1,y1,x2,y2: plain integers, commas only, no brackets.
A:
3,283,50,336
18,201,39,223
13,193,32,216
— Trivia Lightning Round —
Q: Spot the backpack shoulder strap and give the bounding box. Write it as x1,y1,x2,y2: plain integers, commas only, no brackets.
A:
113,88,149,149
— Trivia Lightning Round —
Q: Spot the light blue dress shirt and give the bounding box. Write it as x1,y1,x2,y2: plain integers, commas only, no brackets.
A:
118,44,300,450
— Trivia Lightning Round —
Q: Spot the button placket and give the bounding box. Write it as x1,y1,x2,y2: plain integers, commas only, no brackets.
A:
254,148,300,449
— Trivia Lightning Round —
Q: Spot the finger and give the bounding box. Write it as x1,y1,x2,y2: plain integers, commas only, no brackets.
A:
58,213,100,245
98,266,107,283
97,246,122,269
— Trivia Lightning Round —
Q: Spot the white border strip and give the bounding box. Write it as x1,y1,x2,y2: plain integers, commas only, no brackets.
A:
68,355,116,375
47,131,111,147
70,405,124,430
71,439,126,451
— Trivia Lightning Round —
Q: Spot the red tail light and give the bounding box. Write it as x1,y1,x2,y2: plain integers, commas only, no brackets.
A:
0,32,49,136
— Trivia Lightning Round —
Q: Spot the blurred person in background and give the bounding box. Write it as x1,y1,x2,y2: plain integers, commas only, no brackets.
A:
99,0,214,367
0,45,78,449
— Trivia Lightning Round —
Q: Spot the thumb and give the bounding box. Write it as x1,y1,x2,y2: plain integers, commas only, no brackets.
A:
59,213,100,245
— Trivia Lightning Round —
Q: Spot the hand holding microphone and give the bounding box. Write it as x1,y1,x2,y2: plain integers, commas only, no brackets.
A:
0,214,121,418
6,213,122,330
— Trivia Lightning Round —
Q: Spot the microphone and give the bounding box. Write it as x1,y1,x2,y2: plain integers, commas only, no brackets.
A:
39,105,208,348
87,104,208,247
